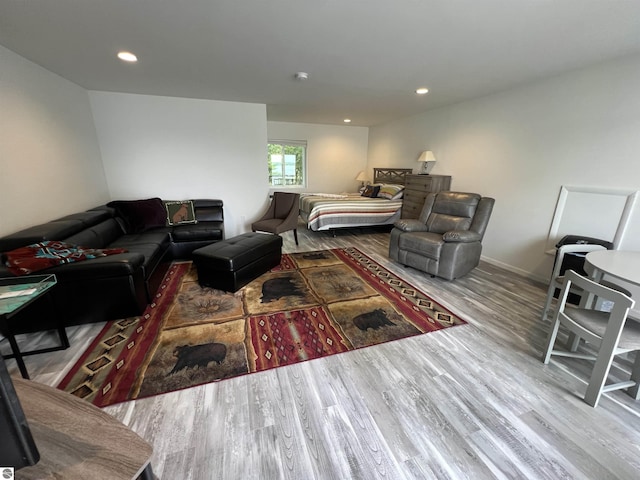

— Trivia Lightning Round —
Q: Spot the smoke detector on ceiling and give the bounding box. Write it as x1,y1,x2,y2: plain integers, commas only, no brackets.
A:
295,72,309,80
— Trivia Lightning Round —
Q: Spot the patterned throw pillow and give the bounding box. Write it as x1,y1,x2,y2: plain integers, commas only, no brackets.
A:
391,190,404,200
377,184,404,200
165,200,197,226
361,185,381,198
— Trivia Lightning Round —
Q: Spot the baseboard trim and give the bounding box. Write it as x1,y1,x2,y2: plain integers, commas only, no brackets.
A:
480,255,548,285
481,255,640,317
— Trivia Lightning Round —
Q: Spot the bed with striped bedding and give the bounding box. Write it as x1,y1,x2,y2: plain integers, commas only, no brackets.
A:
300,194,403,231
299,168,412,232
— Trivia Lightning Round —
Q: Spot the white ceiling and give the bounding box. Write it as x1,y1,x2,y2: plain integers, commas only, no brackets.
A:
2,0,640,127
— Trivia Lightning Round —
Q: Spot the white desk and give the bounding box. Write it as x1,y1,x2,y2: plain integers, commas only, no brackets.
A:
585,250,640,287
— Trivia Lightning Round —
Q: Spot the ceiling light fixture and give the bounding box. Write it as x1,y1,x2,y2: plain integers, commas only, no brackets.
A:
415,87,429,95
295,72,309,80
343,118,352,123
117,51,138,62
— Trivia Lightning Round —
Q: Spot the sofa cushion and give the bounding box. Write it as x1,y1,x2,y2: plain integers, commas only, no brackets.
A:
108,235,167,277
55,209,113,228
112,232,172,249
171,223,224,242
64,218,124,249
107,198,167,233
193,199,224,221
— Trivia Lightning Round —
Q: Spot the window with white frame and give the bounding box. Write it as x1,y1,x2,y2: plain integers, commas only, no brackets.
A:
267,140,306,187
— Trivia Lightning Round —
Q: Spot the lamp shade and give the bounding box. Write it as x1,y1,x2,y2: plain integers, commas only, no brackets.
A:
417,151,436,163
355,171,368,182
417,151,436,174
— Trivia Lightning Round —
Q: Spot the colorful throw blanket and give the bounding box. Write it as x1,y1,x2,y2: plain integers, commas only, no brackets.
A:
5,241,127,276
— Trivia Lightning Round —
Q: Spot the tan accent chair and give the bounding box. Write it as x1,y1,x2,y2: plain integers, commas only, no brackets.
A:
251,192,300,245
389,191,495,280
542,269,640,407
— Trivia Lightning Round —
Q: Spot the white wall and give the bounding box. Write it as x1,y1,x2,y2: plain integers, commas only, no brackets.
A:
0,45,108,236
89,92,268,236
267,121,369,194
4,40,640,292
368,53,640,282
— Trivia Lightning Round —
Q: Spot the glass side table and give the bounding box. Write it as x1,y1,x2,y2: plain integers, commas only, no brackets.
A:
0,274,70,379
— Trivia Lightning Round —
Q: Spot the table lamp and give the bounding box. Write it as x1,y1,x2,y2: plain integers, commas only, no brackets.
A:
417,151,436,175
355,171,369,188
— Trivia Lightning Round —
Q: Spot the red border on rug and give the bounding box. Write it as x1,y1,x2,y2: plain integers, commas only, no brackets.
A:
58,248,466,406
57,262,190,405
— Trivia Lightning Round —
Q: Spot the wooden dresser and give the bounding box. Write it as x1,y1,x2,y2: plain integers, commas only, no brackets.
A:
401,174,452,219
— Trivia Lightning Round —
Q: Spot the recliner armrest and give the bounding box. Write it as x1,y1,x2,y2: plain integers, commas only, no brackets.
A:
443,230,481,243
393,219,429,232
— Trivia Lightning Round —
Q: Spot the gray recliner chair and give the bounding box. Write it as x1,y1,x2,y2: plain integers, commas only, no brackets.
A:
389,191,495,280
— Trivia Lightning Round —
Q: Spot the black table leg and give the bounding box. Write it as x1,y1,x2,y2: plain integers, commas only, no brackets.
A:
1,315,30,379
1,290,69,379
137,464,156,480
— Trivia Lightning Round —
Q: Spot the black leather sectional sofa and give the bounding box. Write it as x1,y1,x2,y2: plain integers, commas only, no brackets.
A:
0,199,224,332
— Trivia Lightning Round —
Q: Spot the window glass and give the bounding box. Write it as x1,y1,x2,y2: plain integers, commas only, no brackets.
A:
268,141,306,187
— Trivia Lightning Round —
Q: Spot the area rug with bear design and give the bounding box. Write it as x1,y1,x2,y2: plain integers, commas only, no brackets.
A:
58,247,467,407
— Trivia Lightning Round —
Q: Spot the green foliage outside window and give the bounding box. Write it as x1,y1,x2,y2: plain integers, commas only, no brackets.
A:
268,141,306,187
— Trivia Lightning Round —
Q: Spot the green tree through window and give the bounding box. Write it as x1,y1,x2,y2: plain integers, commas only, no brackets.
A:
268,141,306,187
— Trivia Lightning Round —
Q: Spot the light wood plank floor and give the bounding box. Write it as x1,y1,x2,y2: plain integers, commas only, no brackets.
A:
4,224,640,479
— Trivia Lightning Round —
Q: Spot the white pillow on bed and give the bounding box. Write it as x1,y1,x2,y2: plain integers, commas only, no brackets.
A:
378,184,404,200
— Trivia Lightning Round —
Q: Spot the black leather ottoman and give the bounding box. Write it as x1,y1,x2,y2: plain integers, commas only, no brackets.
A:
192,232,282,292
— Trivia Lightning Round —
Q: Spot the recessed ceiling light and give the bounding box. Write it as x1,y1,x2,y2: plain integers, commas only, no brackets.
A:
415,87,429,95
343,118,352,123
117,51,138,63
295,72,309,80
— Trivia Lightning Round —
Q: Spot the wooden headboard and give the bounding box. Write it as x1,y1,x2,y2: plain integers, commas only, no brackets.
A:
373,168,413,185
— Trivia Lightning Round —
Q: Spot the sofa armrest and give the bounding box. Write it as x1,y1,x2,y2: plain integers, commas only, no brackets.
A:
393,219,429,232
0,253,145,284
443,230,482,243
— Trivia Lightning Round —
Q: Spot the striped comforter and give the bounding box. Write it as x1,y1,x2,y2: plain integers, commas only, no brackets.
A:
300,194,403,231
